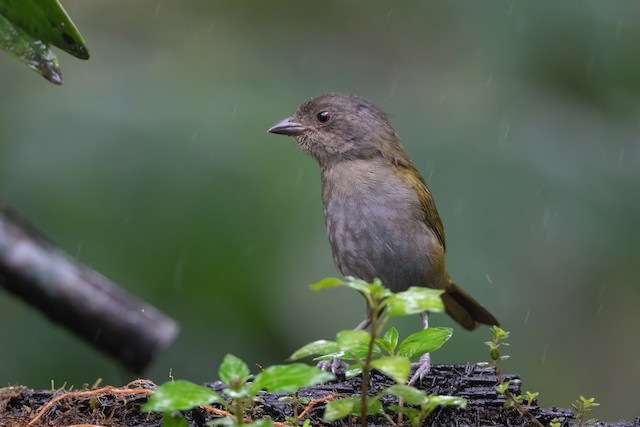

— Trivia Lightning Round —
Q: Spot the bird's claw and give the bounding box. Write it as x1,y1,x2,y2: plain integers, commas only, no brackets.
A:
316,357,348,375
408,352,431,386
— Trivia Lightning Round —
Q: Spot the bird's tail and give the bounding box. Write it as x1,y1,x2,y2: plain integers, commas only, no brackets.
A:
441,281,499,331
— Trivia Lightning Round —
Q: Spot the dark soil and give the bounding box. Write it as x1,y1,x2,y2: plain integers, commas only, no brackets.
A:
1,364,637,426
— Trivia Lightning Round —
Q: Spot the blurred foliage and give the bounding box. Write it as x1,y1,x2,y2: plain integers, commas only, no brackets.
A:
0,0,89,84
0,0,638,421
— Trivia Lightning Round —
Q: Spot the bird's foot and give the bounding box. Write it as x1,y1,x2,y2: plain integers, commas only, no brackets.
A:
408,352,431,386
316,357,348,375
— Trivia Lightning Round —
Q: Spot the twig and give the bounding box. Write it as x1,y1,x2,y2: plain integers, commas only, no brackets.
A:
28,380,157,426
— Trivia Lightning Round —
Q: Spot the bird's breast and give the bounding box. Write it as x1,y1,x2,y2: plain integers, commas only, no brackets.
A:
320,160,445,292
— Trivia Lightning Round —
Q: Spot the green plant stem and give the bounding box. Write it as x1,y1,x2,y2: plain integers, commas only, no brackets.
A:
492,360,544,427
233,397,246,425
360,307,378,424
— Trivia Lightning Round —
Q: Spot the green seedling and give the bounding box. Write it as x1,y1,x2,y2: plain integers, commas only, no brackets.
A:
486,326,545,427
572,395,599,427
291,276,461,425
143,353,334,426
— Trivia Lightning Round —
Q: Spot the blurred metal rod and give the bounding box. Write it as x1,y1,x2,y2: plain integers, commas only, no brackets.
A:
0,207,179,373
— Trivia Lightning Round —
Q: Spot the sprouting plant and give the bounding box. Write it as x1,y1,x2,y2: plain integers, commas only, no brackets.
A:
142,353,334,426
486,326,545,427
572,395,599,427
289,276,465,425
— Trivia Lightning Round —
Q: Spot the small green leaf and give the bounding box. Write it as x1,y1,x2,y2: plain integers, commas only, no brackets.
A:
289,340,340,360
376,327,399,354
244,419,274,427
323,396,382,423
384,384,428,405
490,326,510,341
496,381,510,394
336,329,371,352
161,413,188,427
141,380,220,413
341,276,373,294
427,395,467,409
387,406,422,425
251,364,335,394
309,277,344,290
371,356,411,384
398,327,452,361
219,354,251,386
344,365,362,379
387,287,444,316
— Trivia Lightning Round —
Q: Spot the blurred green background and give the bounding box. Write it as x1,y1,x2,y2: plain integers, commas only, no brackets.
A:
1,0,639,421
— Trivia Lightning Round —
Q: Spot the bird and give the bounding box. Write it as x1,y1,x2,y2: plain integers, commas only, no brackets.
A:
267,92,499,383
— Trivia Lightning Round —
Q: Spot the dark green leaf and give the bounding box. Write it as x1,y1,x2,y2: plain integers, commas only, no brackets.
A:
161,413,188,427
387,405,422,425
0,0,89,59
309,277,344,290
289,340,339,360
219,354,251,386
371,356,411,384
141,380,220,413
341,276,372,293
244,419,274,427
427,395,467,409
0,13,61,84
252,364,334,393
323,396,382,422
384,384,428,405
376,327,399,354
336,329,371,352
387,287,444,316
397,327,452,361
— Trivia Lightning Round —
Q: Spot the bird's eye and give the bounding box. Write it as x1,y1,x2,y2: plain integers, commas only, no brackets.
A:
317,111,332,124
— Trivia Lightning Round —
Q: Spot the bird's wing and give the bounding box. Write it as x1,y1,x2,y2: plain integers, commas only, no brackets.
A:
396,162,447,252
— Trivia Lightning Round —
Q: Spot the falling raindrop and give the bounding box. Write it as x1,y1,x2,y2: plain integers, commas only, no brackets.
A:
154,3,160,18
232,101,239,119
485,274,493,285
541,342,549,363
174,256,187,290
192,131,198,143
524,309,530,326
617,147,624,168
427,169,434,184
543,207,551,228
75,242,83,259
615,20,622,39
486,74,493,87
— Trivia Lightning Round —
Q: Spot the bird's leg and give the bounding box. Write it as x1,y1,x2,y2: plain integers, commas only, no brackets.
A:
317,301,374,374
408,310,431,385
355,302,373,330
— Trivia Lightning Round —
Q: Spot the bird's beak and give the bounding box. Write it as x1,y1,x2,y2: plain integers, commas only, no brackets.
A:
267,116,307,136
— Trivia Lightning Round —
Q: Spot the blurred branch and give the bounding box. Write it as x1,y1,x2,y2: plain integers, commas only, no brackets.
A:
0,207,179,373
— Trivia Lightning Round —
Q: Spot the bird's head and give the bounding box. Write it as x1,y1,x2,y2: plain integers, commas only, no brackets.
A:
268,92,400,166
